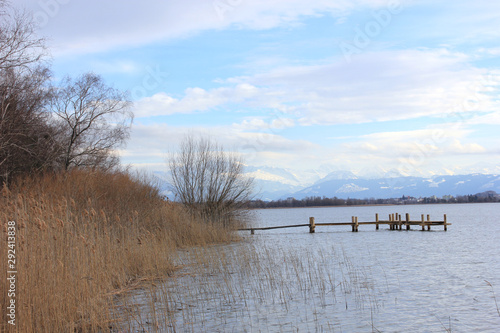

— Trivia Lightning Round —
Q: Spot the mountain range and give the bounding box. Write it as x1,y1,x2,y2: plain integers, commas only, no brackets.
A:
153,166,500,201
241,166,500,201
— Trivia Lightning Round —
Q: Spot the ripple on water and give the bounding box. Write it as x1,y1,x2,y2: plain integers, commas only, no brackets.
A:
124,203,500,332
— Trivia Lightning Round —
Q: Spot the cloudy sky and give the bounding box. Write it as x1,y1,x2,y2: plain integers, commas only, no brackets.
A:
18,0,500,177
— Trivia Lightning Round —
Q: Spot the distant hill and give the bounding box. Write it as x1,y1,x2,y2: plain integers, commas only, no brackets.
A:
291,174,500,200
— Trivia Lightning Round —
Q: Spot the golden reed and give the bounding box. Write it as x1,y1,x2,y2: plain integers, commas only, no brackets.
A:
0,170,234,332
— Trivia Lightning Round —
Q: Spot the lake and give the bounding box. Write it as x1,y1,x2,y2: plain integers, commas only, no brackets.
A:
122,203,500,332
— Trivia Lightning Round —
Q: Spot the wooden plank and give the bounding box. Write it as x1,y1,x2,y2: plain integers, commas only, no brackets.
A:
239,224,309,231
316,222,357,226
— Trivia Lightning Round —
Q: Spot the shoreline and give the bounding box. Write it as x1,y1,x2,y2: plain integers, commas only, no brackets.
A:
249,201,499,210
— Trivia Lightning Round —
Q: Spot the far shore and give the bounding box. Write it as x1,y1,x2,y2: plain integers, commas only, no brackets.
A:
249,201,499,210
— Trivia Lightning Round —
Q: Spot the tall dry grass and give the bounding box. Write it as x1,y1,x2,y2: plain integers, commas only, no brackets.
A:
0,169,235,332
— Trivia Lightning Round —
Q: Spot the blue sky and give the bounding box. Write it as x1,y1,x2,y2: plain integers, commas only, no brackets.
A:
19,0,500,176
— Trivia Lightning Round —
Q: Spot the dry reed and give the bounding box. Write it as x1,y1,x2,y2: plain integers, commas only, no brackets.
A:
0,169,235,332
118,241,382,332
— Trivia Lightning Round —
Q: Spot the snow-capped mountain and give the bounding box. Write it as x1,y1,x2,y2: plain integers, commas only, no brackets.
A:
245,163,500,200
243,166,302,186
292,174,500,200
314,170,358,183
152,165,500,201
242,165,337,200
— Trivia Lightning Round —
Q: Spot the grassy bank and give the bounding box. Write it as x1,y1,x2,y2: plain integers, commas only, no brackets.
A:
0,170,235,332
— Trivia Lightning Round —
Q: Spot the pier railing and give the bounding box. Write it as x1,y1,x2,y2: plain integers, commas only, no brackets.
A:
239,213,450,234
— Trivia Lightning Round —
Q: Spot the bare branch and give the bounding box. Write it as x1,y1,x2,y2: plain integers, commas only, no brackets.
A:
0,2,47,71
168,135,254,226
50,73,133,170
0,65,57,184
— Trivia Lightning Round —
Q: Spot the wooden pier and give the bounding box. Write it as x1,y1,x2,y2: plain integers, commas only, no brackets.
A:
239,213,451,234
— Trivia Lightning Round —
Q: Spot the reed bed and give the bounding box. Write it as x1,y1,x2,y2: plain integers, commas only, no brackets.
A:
0,170,234,332
119,240,383,332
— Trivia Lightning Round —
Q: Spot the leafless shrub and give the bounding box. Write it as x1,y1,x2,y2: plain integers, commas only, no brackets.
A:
168,135,254,226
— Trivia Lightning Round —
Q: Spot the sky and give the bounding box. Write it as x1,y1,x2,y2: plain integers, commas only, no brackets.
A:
17,0,500,177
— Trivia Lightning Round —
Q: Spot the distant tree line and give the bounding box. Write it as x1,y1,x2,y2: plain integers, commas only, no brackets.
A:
0,2,133,185
247,192,500,209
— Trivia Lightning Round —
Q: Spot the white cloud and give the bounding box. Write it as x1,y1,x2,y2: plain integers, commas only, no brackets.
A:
90,60,141,75
446,140,486,154
133,83,259,117
345,128,485,157
468,111,500,125
477,47,500,56
122,119,496,176
330,127,490,178
15,0,498,62
152,49,496,125
243,49,495,125
237,132,317,152
17,0,390,56
123,121,318,169
232,117,295,131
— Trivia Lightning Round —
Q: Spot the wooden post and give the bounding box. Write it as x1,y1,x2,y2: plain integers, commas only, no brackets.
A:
406,213,410,230
351,216,355,232
421,214,425,231
389,213,393,230
443,214,447,231
427,214,431,231
251,229,254,235
309,217,315,233
355,216,359,232
375,213,379,230
398,214,402,230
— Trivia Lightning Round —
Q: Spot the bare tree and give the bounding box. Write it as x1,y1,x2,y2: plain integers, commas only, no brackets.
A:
0,2,133,183
0,1,54,184
168,135,254,226
51,73,133,170
0,1,46,71
0,66,58,183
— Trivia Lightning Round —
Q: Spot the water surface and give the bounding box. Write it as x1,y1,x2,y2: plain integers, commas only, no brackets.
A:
124,203,500,332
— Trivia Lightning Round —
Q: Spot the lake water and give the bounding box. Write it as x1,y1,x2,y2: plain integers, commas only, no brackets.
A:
122,203,500,332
